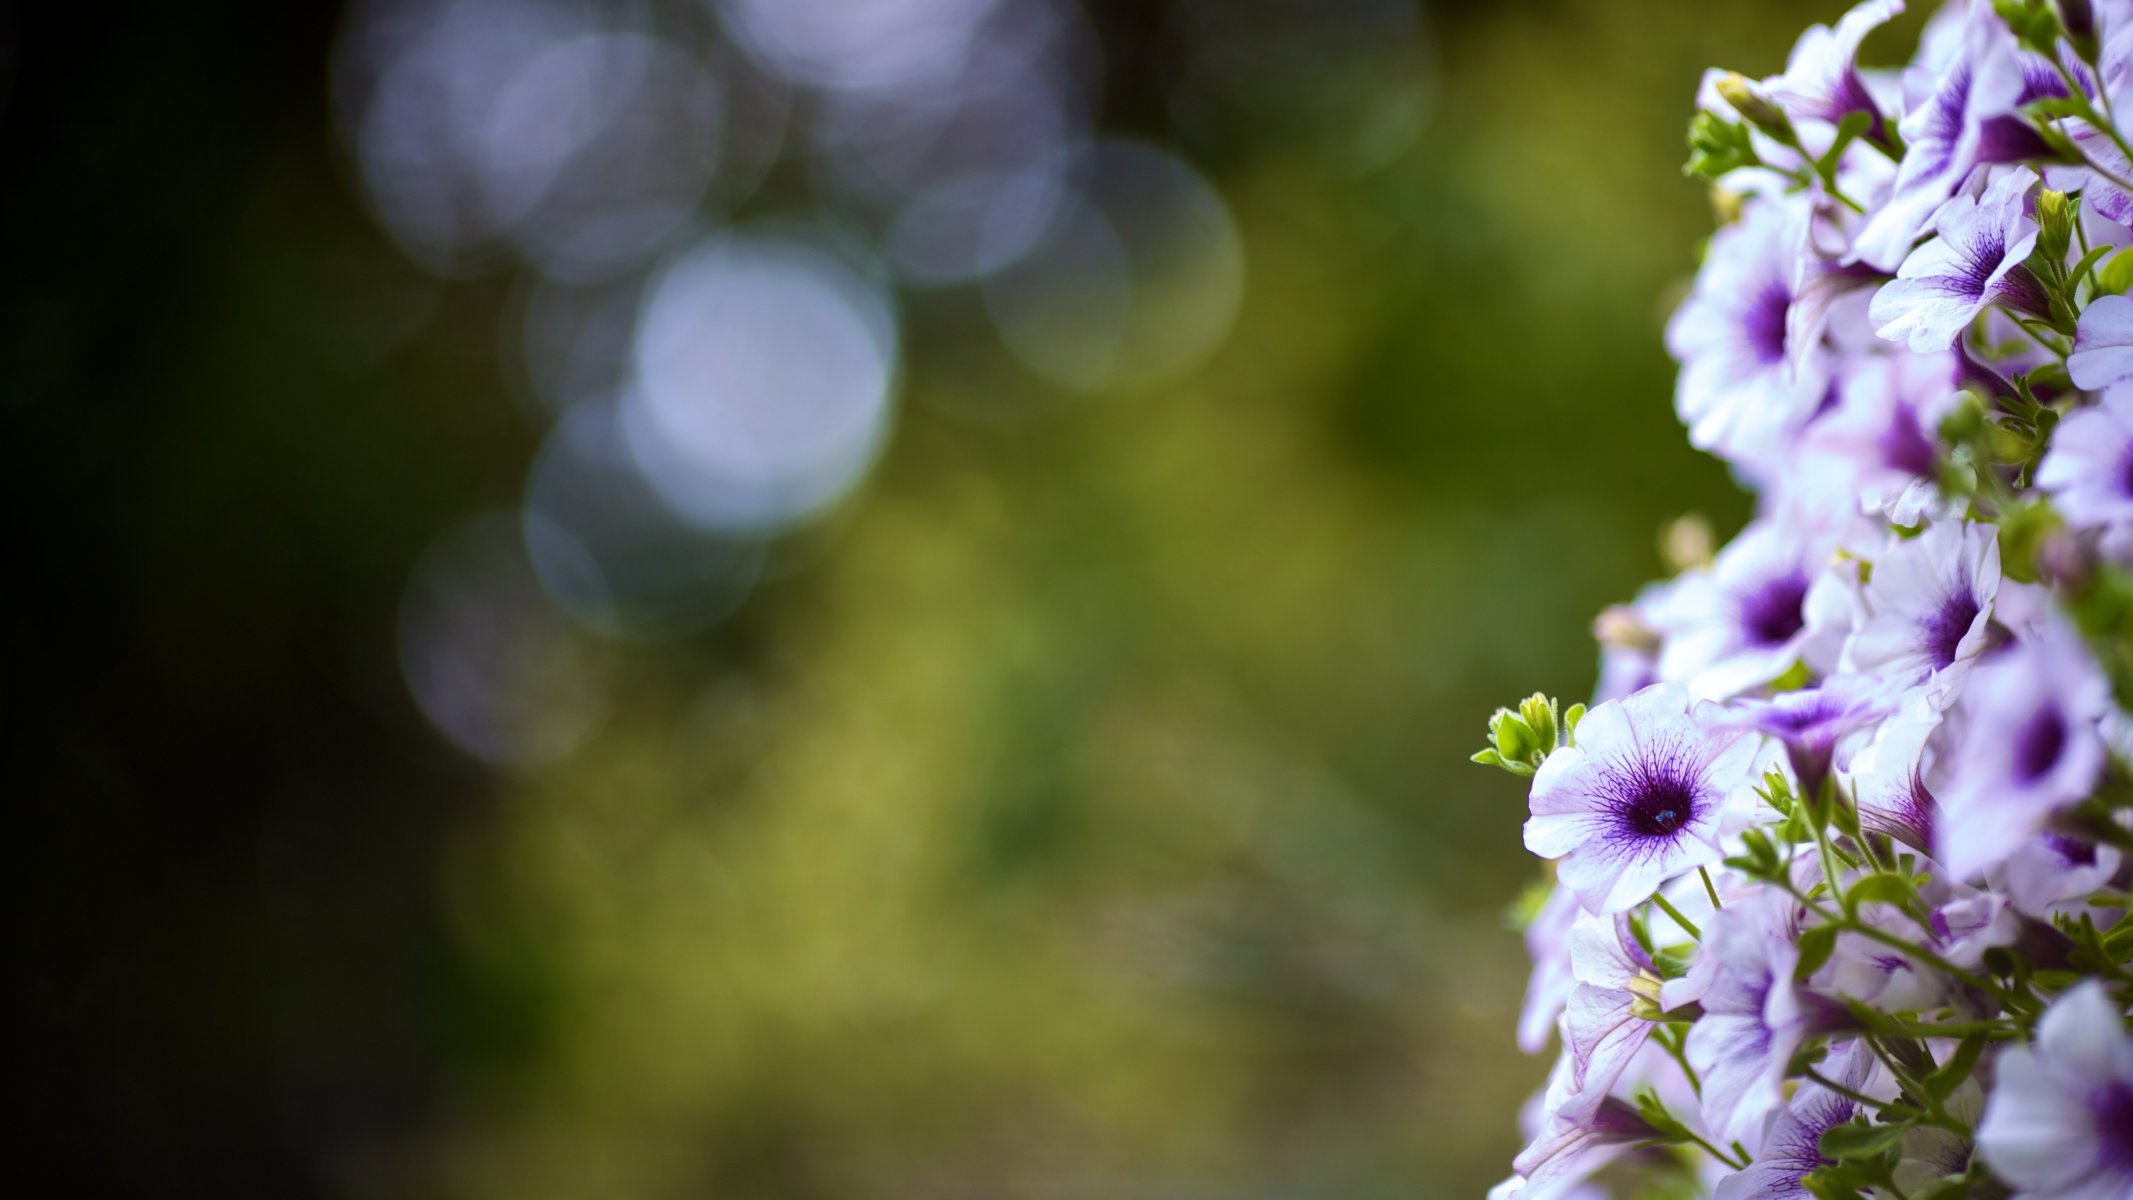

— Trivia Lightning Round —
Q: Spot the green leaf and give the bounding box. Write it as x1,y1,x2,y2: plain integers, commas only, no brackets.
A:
1818,1119,1909,1161
2101,248,2133,296
1846,872,1916,910
1925,1032,1988,1102
1796,923,1840,981
2070,243,2114,290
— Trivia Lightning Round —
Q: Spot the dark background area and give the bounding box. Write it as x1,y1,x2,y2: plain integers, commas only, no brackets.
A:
5,1,1831,1196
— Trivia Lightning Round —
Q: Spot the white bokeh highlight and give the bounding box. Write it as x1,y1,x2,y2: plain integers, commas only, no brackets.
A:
625,233,900,535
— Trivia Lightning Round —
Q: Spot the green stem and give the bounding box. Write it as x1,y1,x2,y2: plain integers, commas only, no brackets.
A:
1698,865,1724,911
1680,1129,1746,1172
1652,891,1702,941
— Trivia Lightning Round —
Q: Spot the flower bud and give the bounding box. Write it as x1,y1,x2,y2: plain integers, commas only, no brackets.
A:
1593,604,1662,655
1715,72,1797,146
1685,111,1759,180
2036,187,2075,266
1627,971,1668,1022
1518,693,1559,753
1490,708,1541,764
1661,513,1715,573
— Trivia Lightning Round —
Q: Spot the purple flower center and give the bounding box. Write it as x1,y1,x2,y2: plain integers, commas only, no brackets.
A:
1601,746,1705,844
2013,704,2069,783
1920,586,1981,670
1743,280,1792,365
2117,441,2133,499
2048,833,2098,868
2088,1081,2133,1173
1740,571,1810,647
1877,408,1938,479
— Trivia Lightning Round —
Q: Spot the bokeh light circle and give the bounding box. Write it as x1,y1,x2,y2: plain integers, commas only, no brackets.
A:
397,512,609,765
625,232,899,535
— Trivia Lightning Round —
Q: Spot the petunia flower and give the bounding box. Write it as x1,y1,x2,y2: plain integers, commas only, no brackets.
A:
1719,674,1895,798
2045,116,2133,229
1977,980,2133,1200
1764,0,1904,139
1938,618,2109,879
2067,295,2133,391
2037,384,2133,558
1869,166,2051,352
1851,6,2027,270
1517,882,1583,1055
1662,888,1810,1143
1553,911,1665,1123
1497,1090,1662,1200
1712,1041,1889,1199
1667,198,1833,470
1894,1078,1985,1193
1793,350,1964,526
1841,686,1945,853
1525,683,1765,915
1841,519,2001,690
1649,518,1853,700
1994,831,2124,920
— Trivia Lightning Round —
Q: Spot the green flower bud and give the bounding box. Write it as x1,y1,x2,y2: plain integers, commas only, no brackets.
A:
1684,110,1760,180
1715,72,1797,146
1518,693,1558,754
1491,708,1541,763
2037,187,2075,266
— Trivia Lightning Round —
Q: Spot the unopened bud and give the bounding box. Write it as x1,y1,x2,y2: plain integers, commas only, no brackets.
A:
1490,709,1540,764
2037,188,2075,264
1628,972,1668,1022
1662,513,1716,573
1593,604,1661,655
1715,72,1797,145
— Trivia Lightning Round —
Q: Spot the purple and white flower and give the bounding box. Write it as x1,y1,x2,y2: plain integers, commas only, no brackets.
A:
1499,1091,1662,1200
2068,294,2133,392
1870,166,2051,351
1663,889,1809,1143
1517,882,1583,1055
1994,831,2124,920
1841,519,2001,690
1667,198,1832,469
1764,0,1905,138
1650,518,1852,700
1938,618,2109,879
1525,684,1765,915
1794,349,1964,525
1553,911,1665,1122
1719,674,1894,798
1851,6,2027,269
1712,1042,1889,1199
2038,384,2133,557
1894,1078,1985,1193
1977,980,2133,1200
1842,687,1946,853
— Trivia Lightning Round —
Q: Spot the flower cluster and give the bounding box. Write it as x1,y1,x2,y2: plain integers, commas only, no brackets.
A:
1480,3,2133,1197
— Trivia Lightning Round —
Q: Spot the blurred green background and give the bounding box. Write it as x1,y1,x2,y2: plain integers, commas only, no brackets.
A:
7,0,1860,1196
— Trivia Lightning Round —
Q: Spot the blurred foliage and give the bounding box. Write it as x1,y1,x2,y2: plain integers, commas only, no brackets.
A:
9,1,1851,1197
